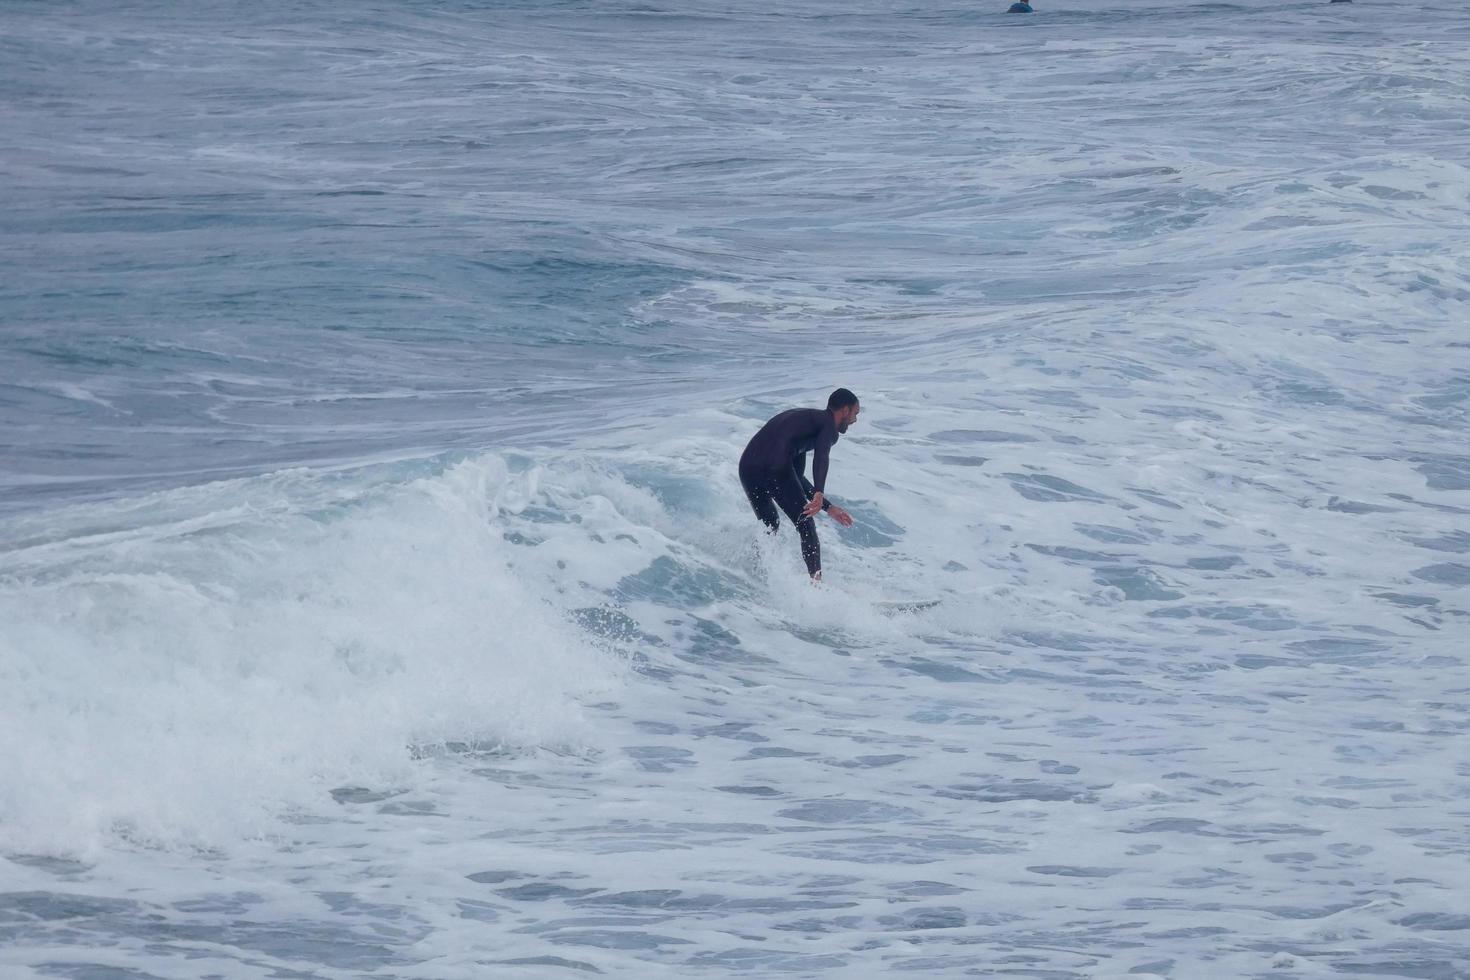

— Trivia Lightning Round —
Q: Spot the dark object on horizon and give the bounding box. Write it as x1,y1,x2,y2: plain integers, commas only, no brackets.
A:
1329,0,1351,3
1008,1,1033,11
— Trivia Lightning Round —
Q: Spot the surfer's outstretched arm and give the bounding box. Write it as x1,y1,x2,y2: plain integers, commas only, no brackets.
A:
794,457,853,526
794,453,836,519
792,453,828,509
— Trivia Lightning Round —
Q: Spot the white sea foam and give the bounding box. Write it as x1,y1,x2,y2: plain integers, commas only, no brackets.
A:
0,457,619,855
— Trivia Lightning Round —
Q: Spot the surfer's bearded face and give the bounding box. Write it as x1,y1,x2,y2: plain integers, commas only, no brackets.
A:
836,404,860,434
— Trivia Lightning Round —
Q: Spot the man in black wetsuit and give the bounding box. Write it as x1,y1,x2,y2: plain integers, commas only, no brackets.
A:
739,388,859,581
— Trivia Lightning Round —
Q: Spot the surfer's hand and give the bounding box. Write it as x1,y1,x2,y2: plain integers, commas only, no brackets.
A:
802,492,824,518
827,504,853,527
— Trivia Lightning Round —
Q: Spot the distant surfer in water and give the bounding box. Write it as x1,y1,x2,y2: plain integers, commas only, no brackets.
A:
739,389,859,581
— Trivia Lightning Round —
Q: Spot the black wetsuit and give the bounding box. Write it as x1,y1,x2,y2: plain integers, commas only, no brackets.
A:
739,408,838,576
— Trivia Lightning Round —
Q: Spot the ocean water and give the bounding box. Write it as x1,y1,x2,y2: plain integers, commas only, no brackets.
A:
3,0,1469,976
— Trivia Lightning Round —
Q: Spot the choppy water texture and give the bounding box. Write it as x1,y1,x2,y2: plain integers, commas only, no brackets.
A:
3,0,1470,977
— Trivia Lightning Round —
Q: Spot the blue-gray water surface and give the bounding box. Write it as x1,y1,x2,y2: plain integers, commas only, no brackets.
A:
3,1,1469,977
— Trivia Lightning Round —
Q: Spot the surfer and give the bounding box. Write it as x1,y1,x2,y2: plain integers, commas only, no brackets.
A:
739,389,859,581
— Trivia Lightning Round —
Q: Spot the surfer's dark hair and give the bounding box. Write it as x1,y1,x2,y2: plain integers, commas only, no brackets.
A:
827,388,859,411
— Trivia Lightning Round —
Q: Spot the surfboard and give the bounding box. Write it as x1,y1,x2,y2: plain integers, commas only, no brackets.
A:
875,598,943,613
